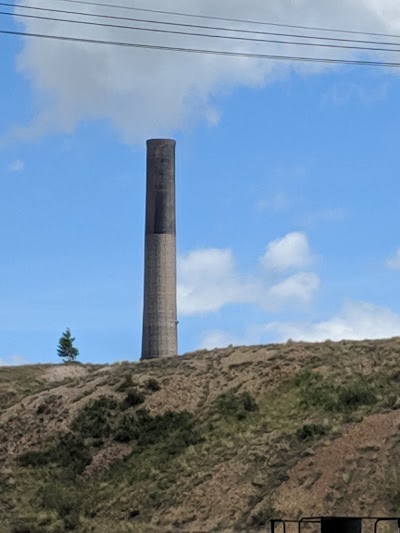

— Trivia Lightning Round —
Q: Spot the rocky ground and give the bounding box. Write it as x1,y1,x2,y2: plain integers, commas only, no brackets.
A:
1,338,400,532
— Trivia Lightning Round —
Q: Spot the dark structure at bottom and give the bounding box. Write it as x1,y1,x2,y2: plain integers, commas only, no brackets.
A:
321,518,361,533
271,517,400,532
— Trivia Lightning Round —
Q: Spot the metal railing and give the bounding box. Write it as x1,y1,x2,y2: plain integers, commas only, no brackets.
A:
270,517,400,533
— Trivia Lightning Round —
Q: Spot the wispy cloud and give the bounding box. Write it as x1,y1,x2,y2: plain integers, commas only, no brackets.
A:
387,249,400,270
200,330,239,350
266,301,400,342
200,323,265,350
324,82,389,107
0,354,29,366
201,300,400,349
303,207,347,226
8,159,24,173
256,192,293,213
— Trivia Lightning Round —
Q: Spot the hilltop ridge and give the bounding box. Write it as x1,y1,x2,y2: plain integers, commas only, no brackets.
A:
1,337,400,532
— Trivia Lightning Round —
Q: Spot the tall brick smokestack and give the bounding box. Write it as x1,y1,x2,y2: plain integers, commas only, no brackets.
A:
141,139,177,360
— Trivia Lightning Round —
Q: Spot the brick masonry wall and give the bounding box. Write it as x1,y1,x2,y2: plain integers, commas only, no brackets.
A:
141,139,177,359
141,234,177,358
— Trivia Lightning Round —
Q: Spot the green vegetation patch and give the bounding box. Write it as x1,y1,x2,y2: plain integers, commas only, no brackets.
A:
0,365,52,412
115,409,201,451
69,394,198,454
18,433,92,478
116,372,134,392
121,388,145,410
336,385,377,410
294,370,378,413
14,394,202,531
146,378,161,392
296,423,327,441
71,396,119,440
40,482,82,530
214,391,258,421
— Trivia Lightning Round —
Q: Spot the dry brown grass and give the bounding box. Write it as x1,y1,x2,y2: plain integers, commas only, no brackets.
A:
1,337,400,532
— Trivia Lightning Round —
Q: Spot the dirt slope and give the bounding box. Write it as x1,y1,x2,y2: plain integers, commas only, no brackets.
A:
1,338,400,532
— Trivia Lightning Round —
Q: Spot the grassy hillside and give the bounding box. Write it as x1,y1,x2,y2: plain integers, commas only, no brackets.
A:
1,338,400,532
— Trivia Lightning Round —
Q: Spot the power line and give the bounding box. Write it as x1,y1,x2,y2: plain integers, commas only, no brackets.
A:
48,0,400,40
7,1,400,48
2,28,400,68
6,9,400,54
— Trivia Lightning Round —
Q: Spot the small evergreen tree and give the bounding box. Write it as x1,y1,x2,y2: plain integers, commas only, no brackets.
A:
57,328,79,363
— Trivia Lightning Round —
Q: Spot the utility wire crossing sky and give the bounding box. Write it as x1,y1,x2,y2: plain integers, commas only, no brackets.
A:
7,9,400,55
1,0,400,364
22,0,400,39
4,1,400,66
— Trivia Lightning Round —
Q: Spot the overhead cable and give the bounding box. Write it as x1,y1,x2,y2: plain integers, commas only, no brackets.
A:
2,28,400,68
6,1,400,48
46,0,400,40
6,10,400,54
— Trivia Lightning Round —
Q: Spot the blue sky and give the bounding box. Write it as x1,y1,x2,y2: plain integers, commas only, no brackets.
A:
1,0,400,364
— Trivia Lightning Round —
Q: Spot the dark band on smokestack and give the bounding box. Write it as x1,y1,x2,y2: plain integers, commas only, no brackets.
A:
141,139,178,360
145,139,176,236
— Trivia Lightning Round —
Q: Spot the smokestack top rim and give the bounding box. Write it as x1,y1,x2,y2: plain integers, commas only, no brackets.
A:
146,138,176,145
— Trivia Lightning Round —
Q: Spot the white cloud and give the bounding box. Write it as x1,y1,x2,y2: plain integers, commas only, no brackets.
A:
200,330,237,350
199,300,400,348
266,301,400,342
265,272,320,310
387,249,400,270
177,248,256,315
261,232,314,272
199,324,264,349
8,0,399,143
8,159,24,172
178,232,319,316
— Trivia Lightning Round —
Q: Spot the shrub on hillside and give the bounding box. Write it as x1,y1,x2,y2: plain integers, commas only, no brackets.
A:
336,384,377,411
56,434,92,476
295,371,337,411
391,370,400,382
10,517,42,533
294,370,321,388
18,434,91,478
214,391,258,421
121,388,145,410
41,483,77,517
295,370,378,413
114,408,201,456
146,378,161,392
18,450,50,468
71,396,118,439
40,482,82,530
296,423,327,441
113,413,140,443
116,373,133,392
137,411,200,449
